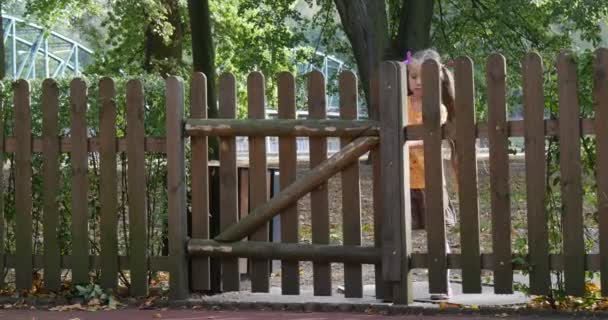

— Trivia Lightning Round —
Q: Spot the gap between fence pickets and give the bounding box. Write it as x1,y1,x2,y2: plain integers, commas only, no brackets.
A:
213,136,379,242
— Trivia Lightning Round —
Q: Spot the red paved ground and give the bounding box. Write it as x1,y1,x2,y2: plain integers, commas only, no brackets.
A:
0,309,584,320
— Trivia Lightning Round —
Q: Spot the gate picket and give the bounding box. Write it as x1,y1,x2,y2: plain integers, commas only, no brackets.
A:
340,71,363,298
248,72,270,292
219,73,240,292
309,70,331,296
278,72,300,295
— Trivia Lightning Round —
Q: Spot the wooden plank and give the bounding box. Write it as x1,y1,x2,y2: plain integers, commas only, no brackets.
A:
166,76,189,299
190,72,210,292
422,59,448,294
595,48,608,296
557,51,585,296
42,79,61,290
522,53,551,295
379,61,412,304
185,119,379,137
339,70,362,298
219,73,240,292
188,240,381,264
126,79,148,296
308,70,331,296
454,57,482,293
14,79,32,290
70,78,90,285
486,54,513,294
278,72,299,295
248,72,270,293
404,118,596,141
0,83,5,288
99,77,118,290
370,70,389,301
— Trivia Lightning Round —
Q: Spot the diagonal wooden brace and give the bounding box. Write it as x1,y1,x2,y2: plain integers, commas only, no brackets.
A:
214,136,379,242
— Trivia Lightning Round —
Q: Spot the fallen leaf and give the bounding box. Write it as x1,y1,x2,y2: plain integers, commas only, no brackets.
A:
153,313,162,319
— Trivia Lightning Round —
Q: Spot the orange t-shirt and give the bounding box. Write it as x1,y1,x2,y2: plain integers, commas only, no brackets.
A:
407,96,447,189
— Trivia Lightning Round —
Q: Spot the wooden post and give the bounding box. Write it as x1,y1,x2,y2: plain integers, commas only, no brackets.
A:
70,78,90,285
0,83,5,288
166,76,189,299
557,51,585,296
309,70,331,296
14,79,32,290
190,72,210,292
522,53,550,295
379,61,412,304
595,48,608,296
42,79,61,290
126,79,148,296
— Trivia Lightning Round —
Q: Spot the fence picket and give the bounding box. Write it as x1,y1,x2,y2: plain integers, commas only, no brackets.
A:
42,79,61,290
523,53,550,295
422,60,448,294
454,57,482,293
190,72,210,292
248,72,270,292
486,54,512,294
99,78,118,290
166,76,189,299
340,71,363,298
126,80,148,296
70,79,90,285
309,70,331,296
278,72,300,295
15,80,32,290
557,51,585,296
219,73,240,292
0,83,5,288
595,48,608,296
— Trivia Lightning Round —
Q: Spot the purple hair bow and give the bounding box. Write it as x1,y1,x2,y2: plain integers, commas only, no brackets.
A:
403,51,412,64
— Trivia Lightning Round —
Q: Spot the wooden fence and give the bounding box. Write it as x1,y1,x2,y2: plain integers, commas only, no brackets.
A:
1,49,608,305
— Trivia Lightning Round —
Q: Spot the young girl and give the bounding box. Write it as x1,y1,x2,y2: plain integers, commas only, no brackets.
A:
405,49,457,300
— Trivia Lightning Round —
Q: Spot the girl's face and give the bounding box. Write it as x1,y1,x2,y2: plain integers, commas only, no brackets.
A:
407,62,423,97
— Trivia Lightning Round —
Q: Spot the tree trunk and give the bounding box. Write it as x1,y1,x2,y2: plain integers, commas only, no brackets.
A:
334,0,390,113
334,0,434,115
188,0,219,160
144,0,183,77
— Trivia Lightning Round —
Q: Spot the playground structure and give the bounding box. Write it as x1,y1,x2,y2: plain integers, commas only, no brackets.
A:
0,50,607,304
